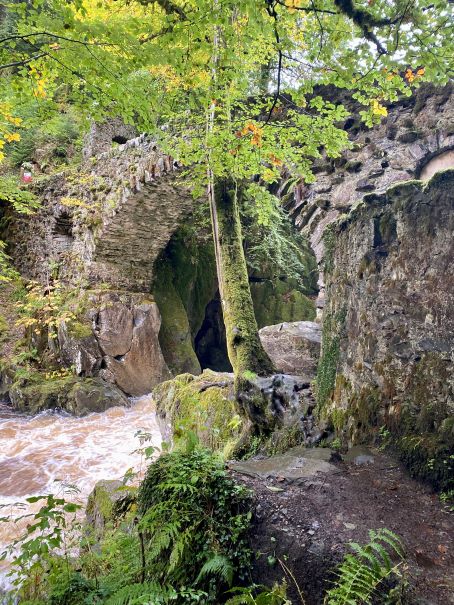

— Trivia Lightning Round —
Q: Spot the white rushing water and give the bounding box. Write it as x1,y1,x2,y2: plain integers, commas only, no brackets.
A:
0,395,161,588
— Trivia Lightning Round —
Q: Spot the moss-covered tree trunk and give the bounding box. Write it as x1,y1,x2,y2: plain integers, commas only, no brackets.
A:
208,177,274,377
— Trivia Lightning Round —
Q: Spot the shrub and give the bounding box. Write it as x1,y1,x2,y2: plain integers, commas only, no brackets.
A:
137,442,253,603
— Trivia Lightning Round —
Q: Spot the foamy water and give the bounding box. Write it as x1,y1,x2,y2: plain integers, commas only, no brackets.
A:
0,395,161,588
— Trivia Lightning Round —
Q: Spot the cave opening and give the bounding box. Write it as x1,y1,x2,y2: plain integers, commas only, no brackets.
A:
194,293,232,373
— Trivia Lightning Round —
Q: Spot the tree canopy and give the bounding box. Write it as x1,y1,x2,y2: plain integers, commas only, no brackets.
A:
1,0,452,182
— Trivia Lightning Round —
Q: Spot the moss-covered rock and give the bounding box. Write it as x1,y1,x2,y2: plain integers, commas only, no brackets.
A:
153,370,244,457
86,479,135,535
251,281,316,329
153,261,202,376
9,375,129,415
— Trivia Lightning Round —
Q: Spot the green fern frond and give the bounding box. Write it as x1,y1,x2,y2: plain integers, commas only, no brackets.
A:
197,554,234,586
104,582,175,605
226,582,290,605
324,529,404,605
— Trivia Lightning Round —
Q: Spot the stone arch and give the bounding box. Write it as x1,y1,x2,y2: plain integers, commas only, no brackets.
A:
417,146,454,180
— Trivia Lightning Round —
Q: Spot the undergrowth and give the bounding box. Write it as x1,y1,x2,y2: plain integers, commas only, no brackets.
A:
1,434,406,605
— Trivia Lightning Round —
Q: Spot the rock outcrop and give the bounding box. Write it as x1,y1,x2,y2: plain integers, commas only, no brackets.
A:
317,170,454,489
155,370,323,456
58,291,171,396
8,376,129,416
259,321,321,377
285,83,454,311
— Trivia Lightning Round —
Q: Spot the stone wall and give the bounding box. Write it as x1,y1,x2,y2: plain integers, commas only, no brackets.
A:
285,83,454,311
317,170,454,489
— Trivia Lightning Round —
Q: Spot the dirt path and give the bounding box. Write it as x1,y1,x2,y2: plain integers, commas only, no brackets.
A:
230,447,453,605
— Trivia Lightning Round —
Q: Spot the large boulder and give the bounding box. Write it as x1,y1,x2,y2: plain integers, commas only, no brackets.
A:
154,370,323,456
58,291,171,397
259,321,321,377
153,370,239,455
9,376,129,416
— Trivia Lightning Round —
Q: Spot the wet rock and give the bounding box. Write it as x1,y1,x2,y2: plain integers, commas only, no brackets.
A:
9,376,129,416
343,446,375,466
259,321,321,377
230,448,337,483
86,479,135,535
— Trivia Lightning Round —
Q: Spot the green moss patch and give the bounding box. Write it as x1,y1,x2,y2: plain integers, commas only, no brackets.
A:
153,370,243,457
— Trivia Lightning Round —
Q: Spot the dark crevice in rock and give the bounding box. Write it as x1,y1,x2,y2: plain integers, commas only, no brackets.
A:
111,135,129,145
194,295,232,372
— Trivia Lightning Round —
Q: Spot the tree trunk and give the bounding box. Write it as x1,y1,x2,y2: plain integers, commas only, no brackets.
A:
208,177,275,377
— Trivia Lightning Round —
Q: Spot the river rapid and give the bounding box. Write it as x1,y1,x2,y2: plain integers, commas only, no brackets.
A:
0,395,161,589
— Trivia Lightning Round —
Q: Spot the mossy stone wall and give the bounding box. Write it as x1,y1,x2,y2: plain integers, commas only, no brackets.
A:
317,171,454,489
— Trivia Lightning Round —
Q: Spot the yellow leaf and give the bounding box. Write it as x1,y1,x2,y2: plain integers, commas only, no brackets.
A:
4,132,20,143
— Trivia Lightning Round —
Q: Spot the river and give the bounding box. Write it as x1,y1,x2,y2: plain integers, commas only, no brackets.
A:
0,396,161,589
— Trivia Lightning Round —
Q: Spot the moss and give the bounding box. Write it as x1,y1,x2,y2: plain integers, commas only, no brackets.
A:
327,355,454,490
85,480,136,536
346,386,381,443
153,370,243,457
0,314,8,343
323,225,337,275
316,307,346,412
214,179,274,376
10,375,77,414
67,320,92,339
262,423,306,456
153,260,201,376
250,281,316,328
394,434,453,491
168,234,217,336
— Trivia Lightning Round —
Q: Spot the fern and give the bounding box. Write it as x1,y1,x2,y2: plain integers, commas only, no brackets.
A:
226,583,291,605
104,582,175,605
324,529,404,605
137,445,252,602
197,554,234,586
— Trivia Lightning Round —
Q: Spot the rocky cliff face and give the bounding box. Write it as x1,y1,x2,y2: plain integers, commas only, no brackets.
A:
58,291,171,396
317,170,454,489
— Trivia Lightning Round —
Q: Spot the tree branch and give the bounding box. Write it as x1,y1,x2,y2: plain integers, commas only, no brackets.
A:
136,0,187,20
0,53,47,71
274,0,337,15
0,32,117,47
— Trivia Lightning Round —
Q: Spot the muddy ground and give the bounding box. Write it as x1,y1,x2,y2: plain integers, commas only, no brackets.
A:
230,447,453,605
